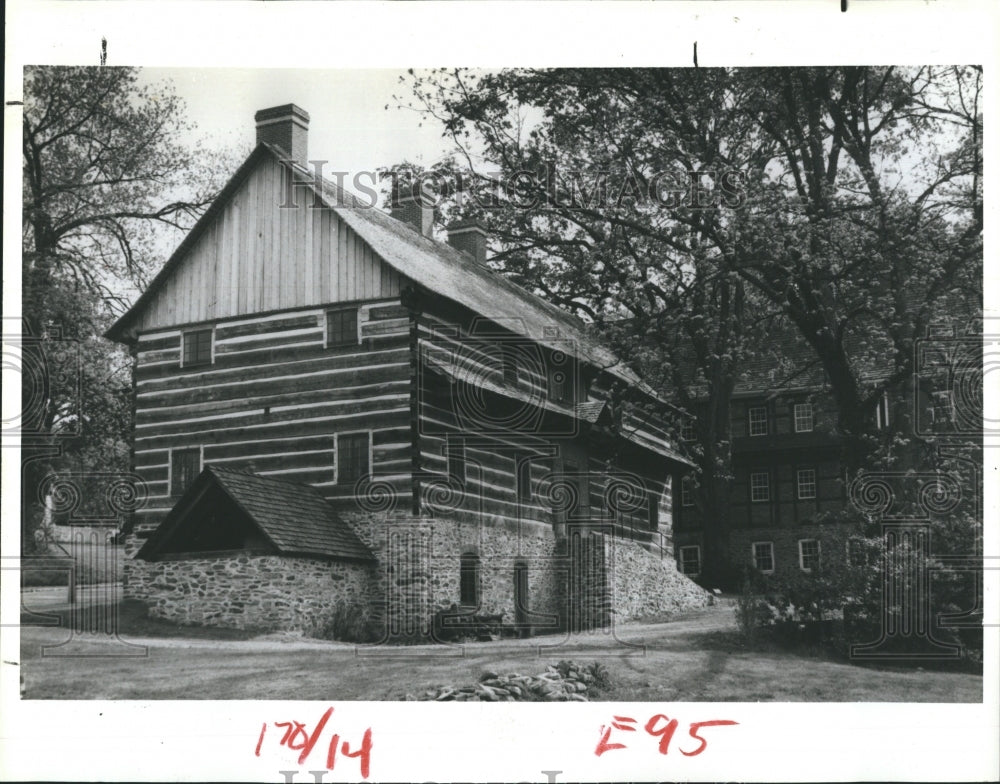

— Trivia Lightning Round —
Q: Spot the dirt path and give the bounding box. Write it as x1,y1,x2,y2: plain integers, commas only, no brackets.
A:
16,599,982,702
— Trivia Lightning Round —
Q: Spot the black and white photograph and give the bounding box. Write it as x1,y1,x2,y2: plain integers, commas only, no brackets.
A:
2,2,998,782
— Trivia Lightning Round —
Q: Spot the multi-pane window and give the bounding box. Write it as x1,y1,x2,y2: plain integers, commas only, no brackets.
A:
447,438,466,483
681,476,695,507
793,402,814,433
753,541,775,573
799,539,821,572
680,419,697,441
749,471,770,503
337,432,370,485
326,307,359,348
679,545,702,576
459,553,480,607
170,448,201,496
796,468,817,499
748,405,768,436
182,329,213,367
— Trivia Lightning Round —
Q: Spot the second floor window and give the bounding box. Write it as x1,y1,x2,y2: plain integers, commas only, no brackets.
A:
681,476,695,507
797,468,817,499
750,471,770,503
447,438,466,483
748,405,768,436
182,329,213,367
793,402,814,433
680,419,697,441
327,307,359,348
337,432,370,485
170,448,201,496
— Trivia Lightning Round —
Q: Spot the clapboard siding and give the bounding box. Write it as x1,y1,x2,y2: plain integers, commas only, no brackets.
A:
133,156,403,333
131,305,414,529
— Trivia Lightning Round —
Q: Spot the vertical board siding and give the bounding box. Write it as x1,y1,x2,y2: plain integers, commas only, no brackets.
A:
134,156,401,333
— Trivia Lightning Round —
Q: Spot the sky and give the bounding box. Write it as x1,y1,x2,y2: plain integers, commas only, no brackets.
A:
139,68,457,178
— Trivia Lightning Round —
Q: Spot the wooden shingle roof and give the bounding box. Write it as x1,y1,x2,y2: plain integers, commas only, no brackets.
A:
106,144,673,409
137,465,375,562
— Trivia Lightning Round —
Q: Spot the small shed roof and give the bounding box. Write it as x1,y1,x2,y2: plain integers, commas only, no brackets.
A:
137,465,374,562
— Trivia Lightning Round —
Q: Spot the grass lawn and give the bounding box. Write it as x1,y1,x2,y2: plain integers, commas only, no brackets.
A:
18,602,983,702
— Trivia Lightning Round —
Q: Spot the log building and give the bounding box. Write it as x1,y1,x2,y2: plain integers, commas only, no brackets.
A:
107,104,709,636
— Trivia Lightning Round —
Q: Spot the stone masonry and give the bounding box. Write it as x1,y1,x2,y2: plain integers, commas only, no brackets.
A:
126,553,372,631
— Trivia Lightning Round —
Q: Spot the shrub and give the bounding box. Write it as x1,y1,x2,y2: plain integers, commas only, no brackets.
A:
734,567,770,647
310,600,379,643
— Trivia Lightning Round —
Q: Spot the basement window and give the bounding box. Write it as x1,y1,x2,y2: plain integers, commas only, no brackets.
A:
182,328,213,368
679,545,701,577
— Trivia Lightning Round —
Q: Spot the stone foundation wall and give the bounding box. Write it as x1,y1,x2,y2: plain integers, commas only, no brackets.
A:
123,511,710,636
605,536,712,619
126,554,373,631
342,512,562,637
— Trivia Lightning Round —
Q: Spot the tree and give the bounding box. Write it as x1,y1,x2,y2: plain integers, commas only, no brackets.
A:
391,66,981,584
20,66,229,551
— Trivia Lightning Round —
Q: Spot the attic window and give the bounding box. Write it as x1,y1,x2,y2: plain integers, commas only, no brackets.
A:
326,307,359,349
182,329,213,368
547,351,573,404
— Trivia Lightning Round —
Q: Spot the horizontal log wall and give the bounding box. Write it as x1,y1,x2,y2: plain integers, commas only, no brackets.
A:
413,309,671,547
131,302,414,540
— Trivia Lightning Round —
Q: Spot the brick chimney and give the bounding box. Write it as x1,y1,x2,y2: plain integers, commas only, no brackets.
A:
447,220,489,266
255,104,310,167
390,183,435,238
